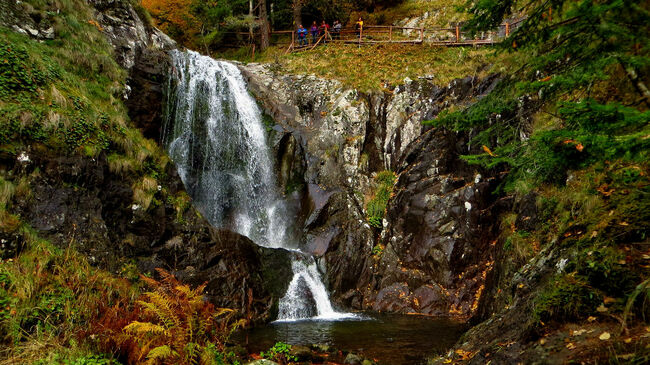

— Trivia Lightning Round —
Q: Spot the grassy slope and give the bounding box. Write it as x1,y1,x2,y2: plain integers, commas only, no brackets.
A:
0,0,185,363
217,0,489,92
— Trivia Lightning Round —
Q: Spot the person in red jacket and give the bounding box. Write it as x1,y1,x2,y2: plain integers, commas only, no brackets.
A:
319,20,331,42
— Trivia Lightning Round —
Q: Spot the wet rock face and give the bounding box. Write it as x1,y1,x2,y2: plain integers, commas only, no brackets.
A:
89,0,176,142
3,150,288,323
89,0,175,70
242,64,503,318
369,128,501,318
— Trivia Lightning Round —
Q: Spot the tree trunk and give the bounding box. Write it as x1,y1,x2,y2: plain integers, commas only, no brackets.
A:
259,0,270,51
293,0,303,28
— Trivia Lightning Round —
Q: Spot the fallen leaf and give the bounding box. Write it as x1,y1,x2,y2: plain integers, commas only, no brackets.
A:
624,338,632,344
618,260,627,265
540,339,546,345
597,304,608,312
599,332,611,341
604,297,617,304
540,75,552,82
482,145,497,157
566,342,576,349
576,143,584,152
572,329,587,336
590,231,598,238
620,222,629,226
587,316,597,322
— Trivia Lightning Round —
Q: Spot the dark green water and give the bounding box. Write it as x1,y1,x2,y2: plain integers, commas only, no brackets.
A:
235,314,466,365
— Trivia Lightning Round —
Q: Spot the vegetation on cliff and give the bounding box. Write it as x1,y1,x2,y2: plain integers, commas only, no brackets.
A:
425,0,649,362
0,0,242,363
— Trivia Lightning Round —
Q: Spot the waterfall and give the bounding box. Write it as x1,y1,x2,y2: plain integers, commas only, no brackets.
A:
163,50,353,321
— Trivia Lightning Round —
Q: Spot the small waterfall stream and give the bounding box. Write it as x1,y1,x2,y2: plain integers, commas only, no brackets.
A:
163,50,352,321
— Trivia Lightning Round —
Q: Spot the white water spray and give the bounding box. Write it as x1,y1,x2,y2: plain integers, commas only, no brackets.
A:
163,50,352,321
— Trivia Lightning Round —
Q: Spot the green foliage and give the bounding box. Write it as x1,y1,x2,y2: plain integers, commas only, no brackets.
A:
33,353,120,365
0,43,49,97
427,0,650,191
260,342,297,364
206,344,241,365
0,272,10,322
372,244,384,257
624,279,650,327
568,246,640,298
534,274,601,324
365,170,396,228
0,234,139,362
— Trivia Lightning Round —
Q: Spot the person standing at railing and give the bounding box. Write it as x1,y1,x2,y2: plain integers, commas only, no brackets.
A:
355,17,364,39
332,20,342,40
310,21,319,44
319,20,330,43
297,24,308,46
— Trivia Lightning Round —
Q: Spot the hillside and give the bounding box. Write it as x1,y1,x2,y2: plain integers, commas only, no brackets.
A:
1,0,649,364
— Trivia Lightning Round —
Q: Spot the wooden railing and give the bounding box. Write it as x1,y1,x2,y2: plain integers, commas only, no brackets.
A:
268,17,527,53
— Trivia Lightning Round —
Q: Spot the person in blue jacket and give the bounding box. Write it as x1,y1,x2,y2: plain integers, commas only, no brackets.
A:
297,24,308,46
310,21,319,44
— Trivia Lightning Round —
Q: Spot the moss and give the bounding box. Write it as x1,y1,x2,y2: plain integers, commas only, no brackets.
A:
533,274,601,324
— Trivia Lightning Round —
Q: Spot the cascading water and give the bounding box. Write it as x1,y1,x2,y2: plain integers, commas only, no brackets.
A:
163,50,353,321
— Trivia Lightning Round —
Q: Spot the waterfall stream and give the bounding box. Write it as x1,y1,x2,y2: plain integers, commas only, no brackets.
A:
163,50,352,321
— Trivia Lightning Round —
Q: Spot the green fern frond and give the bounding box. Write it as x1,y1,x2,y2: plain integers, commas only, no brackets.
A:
146,344,178,363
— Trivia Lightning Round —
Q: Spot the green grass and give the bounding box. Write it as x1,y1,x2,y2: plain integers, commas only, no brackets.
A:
241,42,495,91
366,171,397,229
0,235,139,363
0,1,199,361
0,0,172,207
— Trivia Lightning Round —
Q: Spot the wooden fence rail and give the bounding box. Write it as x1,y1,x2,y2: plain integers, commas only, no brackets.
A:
236,17,527,53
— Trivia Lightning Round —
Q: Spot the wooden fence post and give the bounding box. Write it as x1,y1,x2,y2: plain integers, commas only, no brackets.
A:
389,26,392,41
505,22,510,37
455,25,460,43
420,27,424,43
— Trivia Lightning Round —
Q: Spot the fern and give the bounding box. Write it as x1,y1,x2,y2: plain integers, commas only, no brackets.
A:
120,269,245,364
124,321,169,337
146,345,178,362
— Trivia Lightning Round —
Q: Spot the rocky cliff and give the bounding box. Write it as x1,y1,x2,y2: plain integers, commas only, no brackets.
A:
0,0,289,323
241,63,504,319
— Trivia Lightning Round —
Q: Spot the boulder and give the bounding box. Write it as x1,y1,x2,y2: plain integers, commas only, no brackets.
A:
344,353,363,365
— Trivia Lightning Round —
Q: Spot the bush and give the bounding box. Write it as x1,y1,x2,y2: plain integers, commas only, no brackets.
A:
534,275,601,324
261,342,296,365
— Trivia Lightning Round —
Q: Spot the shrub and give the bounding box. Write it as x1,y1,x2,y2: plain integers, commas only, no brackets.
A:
260,342,297,365
533,274,601,324
119,269,246,365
